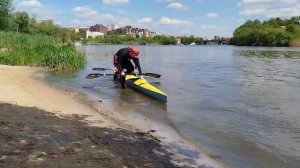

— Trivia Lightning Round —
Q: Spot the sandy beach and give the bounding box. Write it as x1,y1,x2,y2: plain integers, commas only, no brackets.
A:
0,65,223,168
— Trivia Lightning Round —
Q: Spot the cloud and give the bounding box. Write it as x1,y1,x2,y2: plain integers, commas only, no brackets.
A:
71,6,116,26
167,2,189,10
159,17,191,26
31,9,63,16
137,17,153,24
103,0,129,5
201,25,216,29
206,13,219,18
18,0,43,8
267,5,300,18
71,6,133,28
239,8,266,15
155,0,174,3
238,0,299,18
241,0,297,4
72,6,99,17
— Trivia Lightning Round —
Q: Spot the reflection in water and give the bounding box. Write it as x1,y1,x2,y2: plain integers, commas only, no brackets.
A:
236,49,300,58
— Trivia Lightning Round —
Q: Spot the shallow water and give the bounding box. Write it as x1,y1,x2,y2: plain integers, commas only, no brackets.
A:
47,45,300,168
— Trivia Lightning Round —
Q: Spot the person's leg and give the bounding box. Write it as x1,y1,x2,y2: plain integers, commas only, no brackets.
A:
120,75,125,88
113,67,118,81
119,60,133,88
123,60,134,74
113,55,119,81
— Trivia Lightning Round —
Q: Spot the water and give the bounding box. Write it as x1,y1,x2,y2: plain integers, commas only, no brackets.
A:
47,45,300,168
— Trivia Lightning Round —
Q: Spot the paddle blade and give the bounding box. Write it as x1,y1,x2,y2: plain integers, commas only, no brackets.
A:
142,73,161,78
92,68,112,71
85,73,115,79
85,73,101,79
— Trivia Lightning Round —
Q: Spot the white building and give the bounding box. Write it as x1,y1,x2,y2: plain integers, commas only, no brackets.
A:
86,30,104,38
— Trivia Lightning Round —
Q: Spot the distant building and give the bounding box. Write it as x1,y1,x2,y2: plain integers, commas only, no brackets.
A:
86,31,104,38
72,27,88,33
107,24,116,31
176,38,181,45
294,20,300,25
214,36,221,40
121,26,155,38
149,32,156,38
74,27,80,33
86,24,107,38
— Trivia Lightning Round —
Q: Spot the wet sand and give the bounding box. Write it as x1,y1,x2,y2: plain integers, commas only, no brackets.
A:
0,65,221,168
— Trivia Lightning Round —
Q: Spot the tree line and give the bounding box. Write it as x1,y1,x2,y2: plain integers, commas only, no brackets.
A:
230,16,300,47
84,29,204,45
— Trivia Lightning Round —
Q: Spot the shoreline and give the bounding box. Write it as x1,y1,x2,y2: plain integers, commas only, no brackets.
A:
0,65,223,168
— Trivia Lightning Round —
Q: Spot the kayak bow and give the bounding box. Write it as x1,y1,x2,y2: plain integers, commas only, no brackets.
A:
125,75,167,103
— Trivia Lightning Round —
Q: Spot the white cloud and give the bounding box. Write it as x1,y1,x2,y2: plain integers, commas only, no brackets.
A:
137,17,153,24
167,2,189,10
72,6,99,17
238,0,299,18
159,17,191,26
201,25,216,29
267,5,300,18
155,0,174,3
241,0,297,4
71,6,134,28
71,6,116,26
103,0,129,5
18,0,43,8
206,13,219,18
239,8,266,15
31,9,62,16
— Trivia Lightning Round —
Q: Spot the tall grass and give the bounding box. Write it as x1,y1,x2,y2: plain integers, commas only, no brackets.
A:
0,31,86,71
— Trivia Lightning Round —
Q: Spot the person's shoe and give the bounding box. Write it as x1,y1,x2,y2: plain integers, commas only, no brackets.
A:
113,73,118,81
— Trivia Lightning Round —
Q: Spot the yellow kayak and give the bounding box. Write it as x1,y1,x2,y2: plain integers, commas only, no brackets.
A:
125,75,167,103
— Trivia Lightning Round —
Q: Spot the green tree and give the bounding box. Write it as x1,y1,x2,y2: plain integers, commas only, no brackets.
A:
12,12,30,33
194,37,203,45
181,35,196,45
107,28,123,35
231,16,299,46
0,0,13,30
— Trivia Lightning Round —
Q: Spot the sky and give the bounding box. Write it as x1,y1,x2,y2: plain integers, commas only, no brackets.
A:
13,0,300,39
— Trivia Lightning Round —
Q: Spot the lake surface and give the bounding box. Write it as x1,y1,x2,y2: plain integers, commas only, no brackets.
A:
47,45,300,168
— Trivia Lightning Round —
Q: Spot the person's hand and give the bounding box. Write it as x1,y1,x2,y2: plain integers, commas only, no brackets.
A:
133,69,139,75
121,71,125,76
140,75,144,80
113,67,118,73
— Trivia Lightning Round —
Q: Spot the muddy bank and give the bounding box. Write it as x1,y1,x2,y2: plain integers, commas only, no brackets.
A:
0,103,184,168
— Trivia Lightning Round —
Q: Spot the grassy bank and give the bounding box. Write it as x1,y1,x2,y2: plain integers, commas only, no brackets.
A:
0,31,86,71
290,38,300,47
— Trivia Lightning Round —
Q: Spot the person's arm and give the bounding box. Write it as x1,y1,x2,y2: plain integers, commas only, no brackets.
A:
133,58,142,74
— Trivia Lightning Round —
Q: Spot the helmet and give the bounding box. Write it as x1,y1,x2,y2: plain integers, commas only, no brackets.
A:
130,47,139,58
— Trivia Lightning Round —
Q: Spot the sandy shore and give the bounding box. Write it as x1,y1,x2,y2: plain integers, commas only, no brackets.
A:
0,65,222,168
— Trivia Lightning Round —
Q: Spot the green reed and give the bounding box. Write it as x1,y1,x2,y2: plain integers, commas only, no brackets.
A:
0,31,86,71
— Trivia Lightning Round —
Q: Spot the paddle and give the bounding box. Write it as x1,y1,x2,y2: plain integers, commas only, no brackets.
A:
85,73,114,79
92,68,112,71
85,73,161,79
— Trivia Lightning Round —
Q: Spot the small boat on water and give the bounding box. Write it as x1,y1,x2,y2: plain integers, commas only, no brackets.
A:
125,74,167,103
